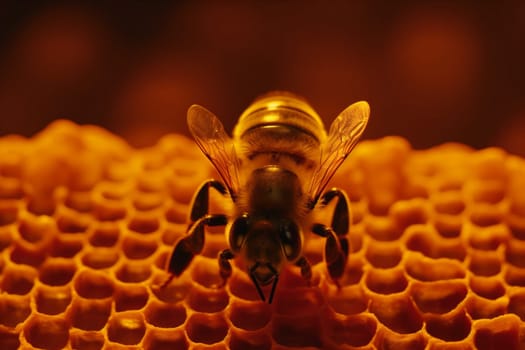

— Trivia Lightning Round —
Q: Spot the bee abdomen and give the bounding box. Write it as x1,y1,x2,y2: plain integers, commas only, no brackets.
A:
233,92,327,144
233,93,326,169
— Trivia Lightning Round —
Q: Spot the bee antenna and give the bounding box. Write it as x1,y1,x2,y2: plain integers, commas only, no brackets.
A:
249,263,266,302
268,272,279,304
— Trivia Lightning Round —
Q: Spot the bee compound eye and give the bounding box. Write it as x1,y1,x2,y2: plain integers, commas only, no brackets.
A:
279,222,301,260
229,215,249,252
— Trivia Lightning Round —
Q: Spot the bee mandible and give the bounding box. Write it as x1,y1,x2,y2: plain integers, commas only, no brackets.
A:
164,92,369,303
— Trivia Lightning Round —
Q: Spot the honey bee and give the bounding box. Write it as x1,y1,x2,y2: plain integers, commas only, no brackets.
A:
164,92,369,303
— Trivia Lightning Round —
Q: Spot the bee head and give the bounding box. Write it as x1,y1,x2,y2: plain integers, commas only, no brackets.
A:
228,215,302,302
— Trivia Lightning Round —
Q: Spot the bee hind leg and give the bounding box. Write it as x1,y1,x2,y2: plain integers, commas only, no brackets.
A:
312,188,351,285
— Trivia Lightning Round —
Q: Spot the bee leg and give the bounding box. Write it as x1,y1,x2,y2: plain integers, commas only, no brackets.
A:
312,187,351,285
295,256,312,286
218,248,235,286
165,214,228,282
189,180,228,221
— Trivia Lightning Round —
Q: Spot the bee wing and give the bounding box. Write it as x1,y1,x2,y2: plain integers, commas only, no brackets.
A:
308,101,370,204
187,104,240,196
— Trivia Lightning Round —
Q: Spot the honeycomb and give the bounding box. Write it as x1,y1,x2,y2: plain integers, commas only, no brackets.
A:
1,119,525,350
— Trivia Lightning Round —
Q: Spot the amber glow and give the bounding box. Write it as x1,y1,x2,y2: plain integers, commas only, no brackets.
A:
1,121,525,348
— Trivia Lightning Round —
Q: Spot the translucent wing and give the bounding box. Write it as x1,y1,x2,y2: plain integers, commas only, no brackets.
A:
308,101,370,204
187,104,240,197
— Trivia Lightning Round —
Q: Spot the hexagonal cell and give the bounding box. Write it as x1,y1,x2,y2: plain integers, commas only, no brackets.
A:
9,240,47,266
81,248,120,269
468,249,501,276
326,284,367,315
507,213,525,240
165,202,188,224
150,273,192,303
504,264,525,287
132,192,165,211
0,329,20,350
466,294,506,320
89,223,120,247
405,226,466,261
135,169,165,189
74,269,114,299
70,330,105,350
144,299,187,328
93,198,127,221
229,329,272,350
49,235,84,258
1,264,37,294
474,315,521,350
365,240,402,268
143,328,189,350
469,204,503,227
390,198,429,231
64,191,93,213
374,327,427,350
364,215,402,241
38,258,77,286
469,180,506,204
505,238,525,268
26,196,56,216
122,235,158,259
405,253,465,282
107,311,146,345
115,284,149,311
187,287,230,313
190,257,224,289
115,261,152,283
432,191,466,215
0,226,14,252
508,291,525,321
186,313,229,345
365,268,408,295
24,315,70,350
274,286,325,316
323,312,377,347
56,212,90,234
127,214,160,234
469,276,505,300
35,285,72,315
425,309,471,342
466,224,509,250
0,294,31,327
18,214,52,243
0,177,23,199
433,214,463,238
0,200,18,226
411,281,467,314
228,272,263,302
70,298,112,331
229,300,272,331
369,294,423,334
272,313,322,348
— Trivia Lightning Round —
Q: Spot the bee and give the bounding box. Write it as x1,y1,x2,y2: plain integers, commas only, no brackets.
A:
164,92,369,303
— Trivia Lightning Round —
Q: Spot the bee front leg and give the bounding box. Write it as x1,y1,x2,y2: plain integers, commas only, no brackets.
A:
295,256,312,286
162,214,228,287
312,188,350,286
218,248,235,286
162,180,229,287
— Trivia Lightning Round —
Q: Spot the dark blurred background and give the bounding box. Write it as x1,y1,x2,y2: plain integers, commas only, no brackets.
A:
0,1,524,154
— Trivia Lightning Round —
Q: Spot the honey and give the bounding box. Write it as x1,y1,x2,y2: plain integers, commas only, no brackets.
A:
1,120,524,349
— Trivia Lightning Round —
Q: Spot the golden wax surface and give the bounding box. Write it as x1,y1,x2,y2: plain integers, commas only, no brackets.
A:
1,120,525,349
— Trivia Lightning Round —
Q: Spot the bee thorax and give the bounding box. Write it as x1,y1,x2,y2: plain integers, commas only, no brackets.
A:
245,166,302,217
